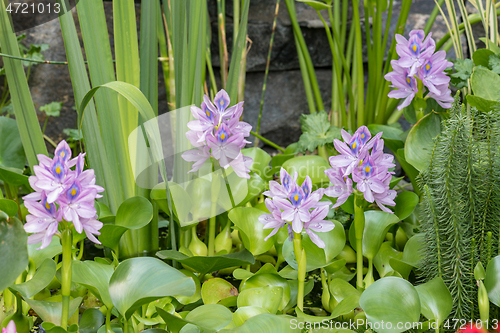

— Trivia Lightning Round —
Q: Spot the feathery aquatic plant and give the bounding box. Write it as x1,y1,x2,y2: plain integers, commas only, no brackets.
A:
418,101,500,319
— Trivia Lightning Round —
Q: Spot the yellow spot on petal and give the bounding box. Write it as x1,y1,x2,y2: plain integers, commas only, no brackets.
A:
56,167,61,174
426,64,430,70
359,159,363,167
220,100,224,106
60,151,65,158
71,188,76,196
294,194,298,201
361,133,365,139
365,166,371,173
206,111,210,117
352,142,356,149
221,133,226,140
45,203,51,210
407,77,411,84
412,44,417,52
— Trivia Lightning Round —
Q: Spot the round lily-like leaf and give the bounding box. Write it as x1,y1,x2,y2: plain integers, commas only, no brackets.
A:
157,304,232,333
362,211,400,260
359,277,421,333
405,112,443,172
282,220,345,272
28,236,62,268
109,257,196,319
0,116,25,170
72,260,114,309
415,277,452,325
394,191,419,221
373,242,403,277
99,196,153,251
237,286,283,314
25,296,82,326
175,269,201,305
10,259,56,298
156,249,254,275
0,199,17,216
282,155,330,186
284,279,314,312
328,278,361,303
242,147,272,181
0,216,28,291
232,307,270,327
201,277,238,305
402,233,425,267
219,314,300,333
240,272,291,311
185,177,213,223
150,182,192,223
79,308,105,333
0,166,30,186
485,255,500,306
228,207,275,256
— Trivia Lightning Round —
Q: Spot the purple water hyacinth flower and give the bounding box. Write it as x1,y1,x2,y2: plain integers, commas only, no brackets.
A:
24,194,62,249
33,156,74,204
258,198,287,241
371,138,396,170
263,169,298,198
329,127,381,176
427,84,455,108
395,30,435,76
81,216,103,244
303,205,335,248
182,89,253,178
352,156,387,203
324,167,353,208
373,173,397,213
74,154,105,199
58,180,98,233
419,51,453,96
2,320,17,333
386,69,419,110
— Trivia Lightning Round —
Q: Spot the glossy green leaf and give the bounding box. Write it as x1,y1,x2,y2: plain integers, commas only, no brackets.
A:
362,211,400,260
359,277,420,333
175,269,201,305
201,277,238,305
0,117,25,170
484,255,500,306
109,257,196,319
156,249,254,275
282,221,345,271
367,124,404,154
401,233,425,267
373,242,402,277
0,166,30,186
394,191,419,221
219,314,299,333
99,196,153,251
474,262,486,280
328,278,361,303
79,308,105,333
72,260,114,309
470,67,500,103
473,48,495,67
240,272,291,311
0,199,17,217
28,236,62,268
237,286,283,313
157,304,233,333
232,307,270,327
415,277,452,325
270,154,295,176
25,296,82,326
282,155,330,185
228,207,275,256
466,95,500,112
10,259,56,298
0,217,28,291
405,112,442,172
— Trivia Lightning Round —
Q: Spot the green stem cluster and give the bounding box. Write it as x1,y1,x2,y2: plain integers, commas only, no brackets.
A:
293,232,307,311
60,227,73,328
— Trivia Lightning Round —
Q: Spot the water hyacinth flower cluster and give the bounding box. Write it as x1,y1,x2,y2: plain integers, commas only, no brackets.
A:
325,126,397,213
385,29,454,110
23,141,104,249
259,168,334,248
182,89,253,179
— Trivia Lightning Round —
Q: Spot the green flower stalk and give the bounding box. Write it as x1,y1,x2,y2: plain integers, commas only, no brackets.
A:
60,226,73,328
354,192,365,290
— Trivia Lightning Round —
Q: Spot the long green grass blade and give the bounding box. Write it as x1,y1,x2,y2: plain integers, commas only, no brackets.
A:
57,0,118,212
0,1,47,169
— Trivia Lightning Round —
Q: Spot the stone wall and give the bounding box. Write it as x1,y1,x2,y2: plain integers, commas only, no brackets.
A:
4,0,487,152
